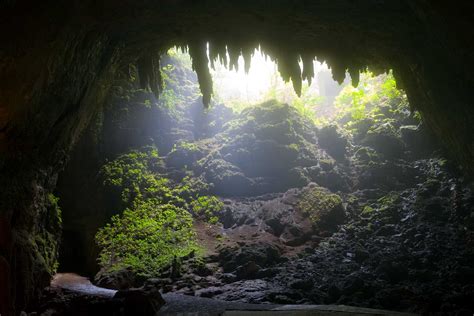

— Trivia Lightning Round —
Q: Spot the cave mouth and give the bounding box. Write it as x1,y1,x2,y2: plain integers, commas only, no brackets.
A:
45,48,474,314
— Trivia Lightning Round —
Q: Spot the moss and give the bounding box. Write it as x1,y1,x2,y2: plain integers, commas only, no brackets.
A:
377,192,400,210
297,186,345,229
34,232,59,275
361,205,375,216
26,193,63,279
46,193,62,229
287,143,299,151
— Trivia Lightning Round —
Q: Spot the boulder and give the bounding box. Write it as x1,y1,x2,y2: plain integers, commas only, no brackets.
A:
296,185,346,231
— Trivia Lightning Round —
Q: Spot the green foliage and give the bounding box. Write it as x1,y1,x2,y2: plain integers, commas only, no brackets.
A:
175,175,211,201
334,71,414,133
171,141,200,154
97,146,222,276
47,193,62,227
96,200,199,277
100,146,164,204
190,196,224,224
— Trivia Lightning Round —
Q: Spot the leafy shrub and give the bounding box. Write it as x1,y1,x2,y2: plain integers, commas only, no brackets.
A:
97,146,221,276
96,199,199,277
190,196,224,224
175,175,211,201
100,146,162,204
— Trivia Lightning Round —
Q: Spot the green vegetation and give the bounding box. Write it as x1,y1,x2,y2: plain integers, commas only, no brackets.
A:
47,193,62,227
100,146,165,205
171,141,200,154
361,205,375,216
96,200,198,277
96,145,222,277
377,192,400,210
31,193,63,276
334,71,415,133
190,196,224,224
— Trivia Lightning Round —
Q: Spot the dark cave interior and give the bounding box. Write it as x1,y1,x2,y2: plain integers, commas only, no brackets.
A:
1,1,474,315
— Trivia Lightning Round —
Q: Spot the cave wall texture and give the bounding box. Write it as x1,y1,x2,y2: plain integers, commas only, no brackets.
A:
0,1,473,314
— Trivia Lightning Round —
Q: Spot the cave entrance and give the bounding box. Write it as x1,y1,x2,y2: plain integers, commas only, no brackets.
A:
54,46,436,309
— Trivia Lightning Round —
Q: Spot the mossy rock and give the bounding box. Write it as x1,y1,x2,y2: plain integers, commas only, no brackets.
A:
354,146,380,164
254,120,298,144
166,140,206,169
362,122,405,158
297,184,345,231
203,159,254,196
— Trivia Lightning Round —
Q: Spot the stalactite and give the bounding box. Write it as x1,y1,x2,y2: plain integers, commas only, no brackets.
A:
242,47,253,74
277,52,302,97
209,43,219,69
348,67,360,87
188,42,213,108
227,44,240,71
302,54,315,86
136,53,163,98
330,62,346,85
290,60,302,97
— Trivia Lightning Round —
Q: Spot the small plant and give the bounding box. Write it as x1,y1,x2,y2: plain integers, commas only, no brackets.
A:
190,196,224,224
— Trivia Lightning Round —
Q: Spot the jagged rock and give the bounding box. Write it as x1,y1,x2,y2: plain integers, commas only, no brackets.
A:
290,279,314,291
400,124,436,157
236,261,261,280
317,125,349,162
362,123,405,159
218,243,282,273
